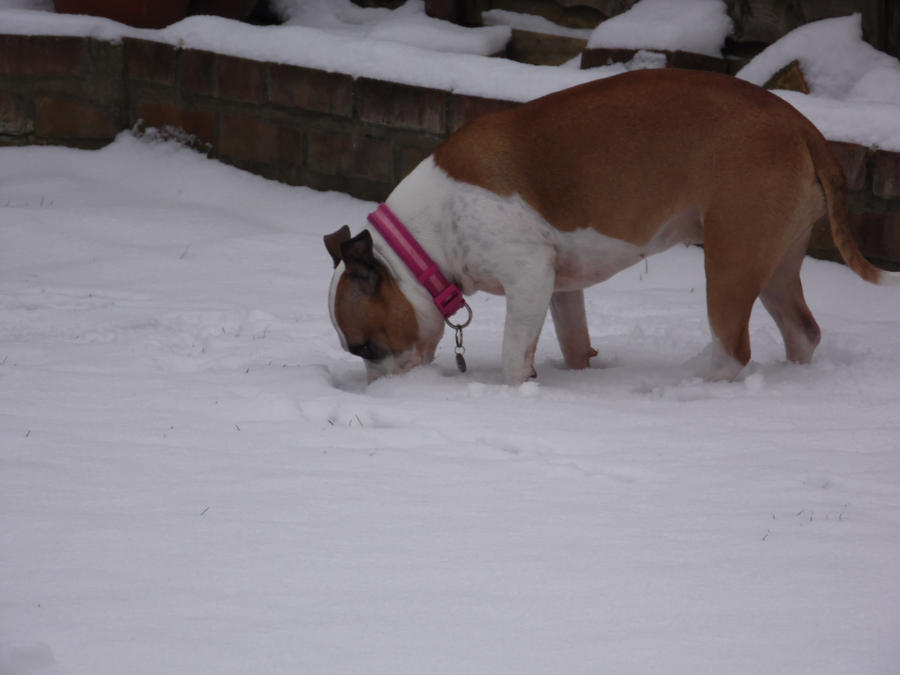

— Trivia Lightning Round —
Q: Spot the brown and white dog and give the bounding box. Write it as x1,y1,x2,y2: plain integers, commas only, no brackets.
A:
325,69,896,386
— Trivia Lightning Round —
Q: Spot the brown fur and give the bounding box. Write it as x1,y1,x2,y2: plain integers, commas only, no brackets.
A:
327,229,420,360
328,70,890,382
431,69,883,370
333,270,420,358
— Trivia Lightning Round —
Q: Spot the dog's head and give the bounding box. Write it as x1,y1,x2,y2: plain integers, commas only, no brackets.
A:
325,226,444,381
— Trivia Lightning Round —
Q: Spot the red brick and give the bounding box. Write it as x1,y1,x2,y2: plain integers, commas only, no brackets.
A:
181,50,266,103
827,141,869,192
268,64,353,117
0,35,86,76
34,96,119,140
447,93,517,134
882,211,900,264
219,113,301,166
180,48,215,96
307,129,393,184
872,150,900,199
396,144,435,181
668,50,728,73
135,101,215,146
356,78,446,134
580,47,638,69
0,92,32,135
846,210,900,262
54,0,188,28
214,54,266,104
580,46,726,72
425,0,460,21
124,38,177,85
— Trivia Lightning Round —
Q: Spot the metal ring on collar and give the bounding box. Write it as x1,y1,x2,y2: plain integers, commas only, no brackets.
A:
445,302,473,330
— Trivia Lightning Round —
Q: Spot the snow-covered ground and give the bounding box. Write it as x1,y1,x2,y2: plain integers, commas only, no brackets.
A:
3,134,900,675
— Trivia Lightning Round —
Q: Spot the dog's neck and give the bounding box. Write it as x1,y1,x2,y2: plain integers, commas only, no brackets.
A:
368,203,466,320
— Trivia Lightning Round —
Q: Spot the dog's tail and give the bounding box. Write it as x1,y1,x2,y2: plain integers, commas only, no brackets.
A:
808,133,900,285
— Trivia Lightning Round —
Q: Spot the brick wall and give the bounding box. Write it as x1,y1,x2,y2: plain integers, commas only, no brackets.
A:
0,34,515,201
813,142,900,267
0,33,897,267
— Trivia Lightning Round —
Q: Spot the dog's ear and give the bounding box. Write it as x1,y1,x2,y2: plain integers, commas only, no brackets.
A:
324,225,352,268
340,230,381,295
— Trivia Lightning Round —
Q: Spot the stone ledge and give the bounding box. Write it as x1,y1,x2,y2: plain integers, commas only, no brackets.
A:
447,93,517,134
0,32,897,266
268,64,354,118
219,112,302,166
0,91,32,135
34,95,118,140
828,141,869,193
873,152,900,199
356,78,447,135
307,128,394,184
124,38,177,86
0,35,87,77
580,47,734,73
134,100,216,148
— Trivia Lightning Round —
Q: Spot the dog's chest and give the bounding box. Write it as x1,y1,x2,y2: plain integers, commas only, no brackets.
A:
549,212,700,290
550,227,646,289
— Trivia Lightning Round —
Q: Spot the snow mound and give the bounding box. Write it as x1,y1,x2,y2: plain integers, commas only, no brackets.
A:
272,0,511,56
587,0,732,57
0,6,614,102
738,14,900,104
482,8,592,40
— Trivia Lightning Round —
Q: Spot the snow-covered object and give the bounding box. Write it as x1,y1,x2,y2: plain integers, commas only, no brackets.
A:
482,8,592,40
586,0,732,57
3,134,900,675
0,9,617,102
272,0,511,56
0,3,899,147
738,14,900,104
735,14,900,148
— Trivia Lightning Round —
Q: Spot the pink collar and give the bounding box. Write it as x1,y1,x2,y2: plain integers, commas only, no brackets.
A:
367,203,467,321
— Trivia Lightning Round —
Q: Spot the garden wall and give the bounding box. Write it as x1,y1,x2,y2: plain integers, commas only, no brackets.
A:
1,33,898,267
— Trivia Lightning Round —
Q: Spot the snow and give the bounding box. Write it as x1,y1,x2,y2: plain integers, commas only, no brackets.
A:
0,2,615,102
482,8,592,41
734,14,900,150
586,0,733,57
2,2,900,147
3,133,900,675
272,0,510,56
738,15,900,105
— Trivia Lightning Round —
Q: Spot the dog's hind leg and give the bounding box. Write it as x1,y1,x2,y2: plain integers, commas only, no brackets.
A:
550,289,598,369
760,232,821,364
699,208,781,380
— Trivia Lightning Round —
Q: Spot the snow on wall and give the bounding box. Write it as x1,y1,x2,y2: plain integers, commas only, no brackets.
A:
2,4,898,150
482,8,593,40
0,6,615,103
736,14,900,150
272,0,512,57
738,15,900,105
586,0,733,57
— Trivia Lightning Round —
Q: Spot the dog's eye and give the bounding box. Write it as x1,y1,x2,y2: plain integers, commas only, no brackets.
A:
348,341,380,362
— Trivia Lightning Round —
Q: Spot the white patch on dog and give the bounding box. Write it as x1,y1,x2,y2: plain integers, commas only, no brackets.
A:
328,259,348,351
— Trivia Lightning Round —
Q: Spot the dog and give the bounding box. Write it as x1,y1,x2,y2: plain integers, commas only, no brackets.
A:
325,69,896,385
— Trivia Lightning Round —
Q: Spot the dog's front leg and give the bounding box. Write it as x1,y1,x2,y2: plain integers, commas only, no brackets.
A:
501,261,555,385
